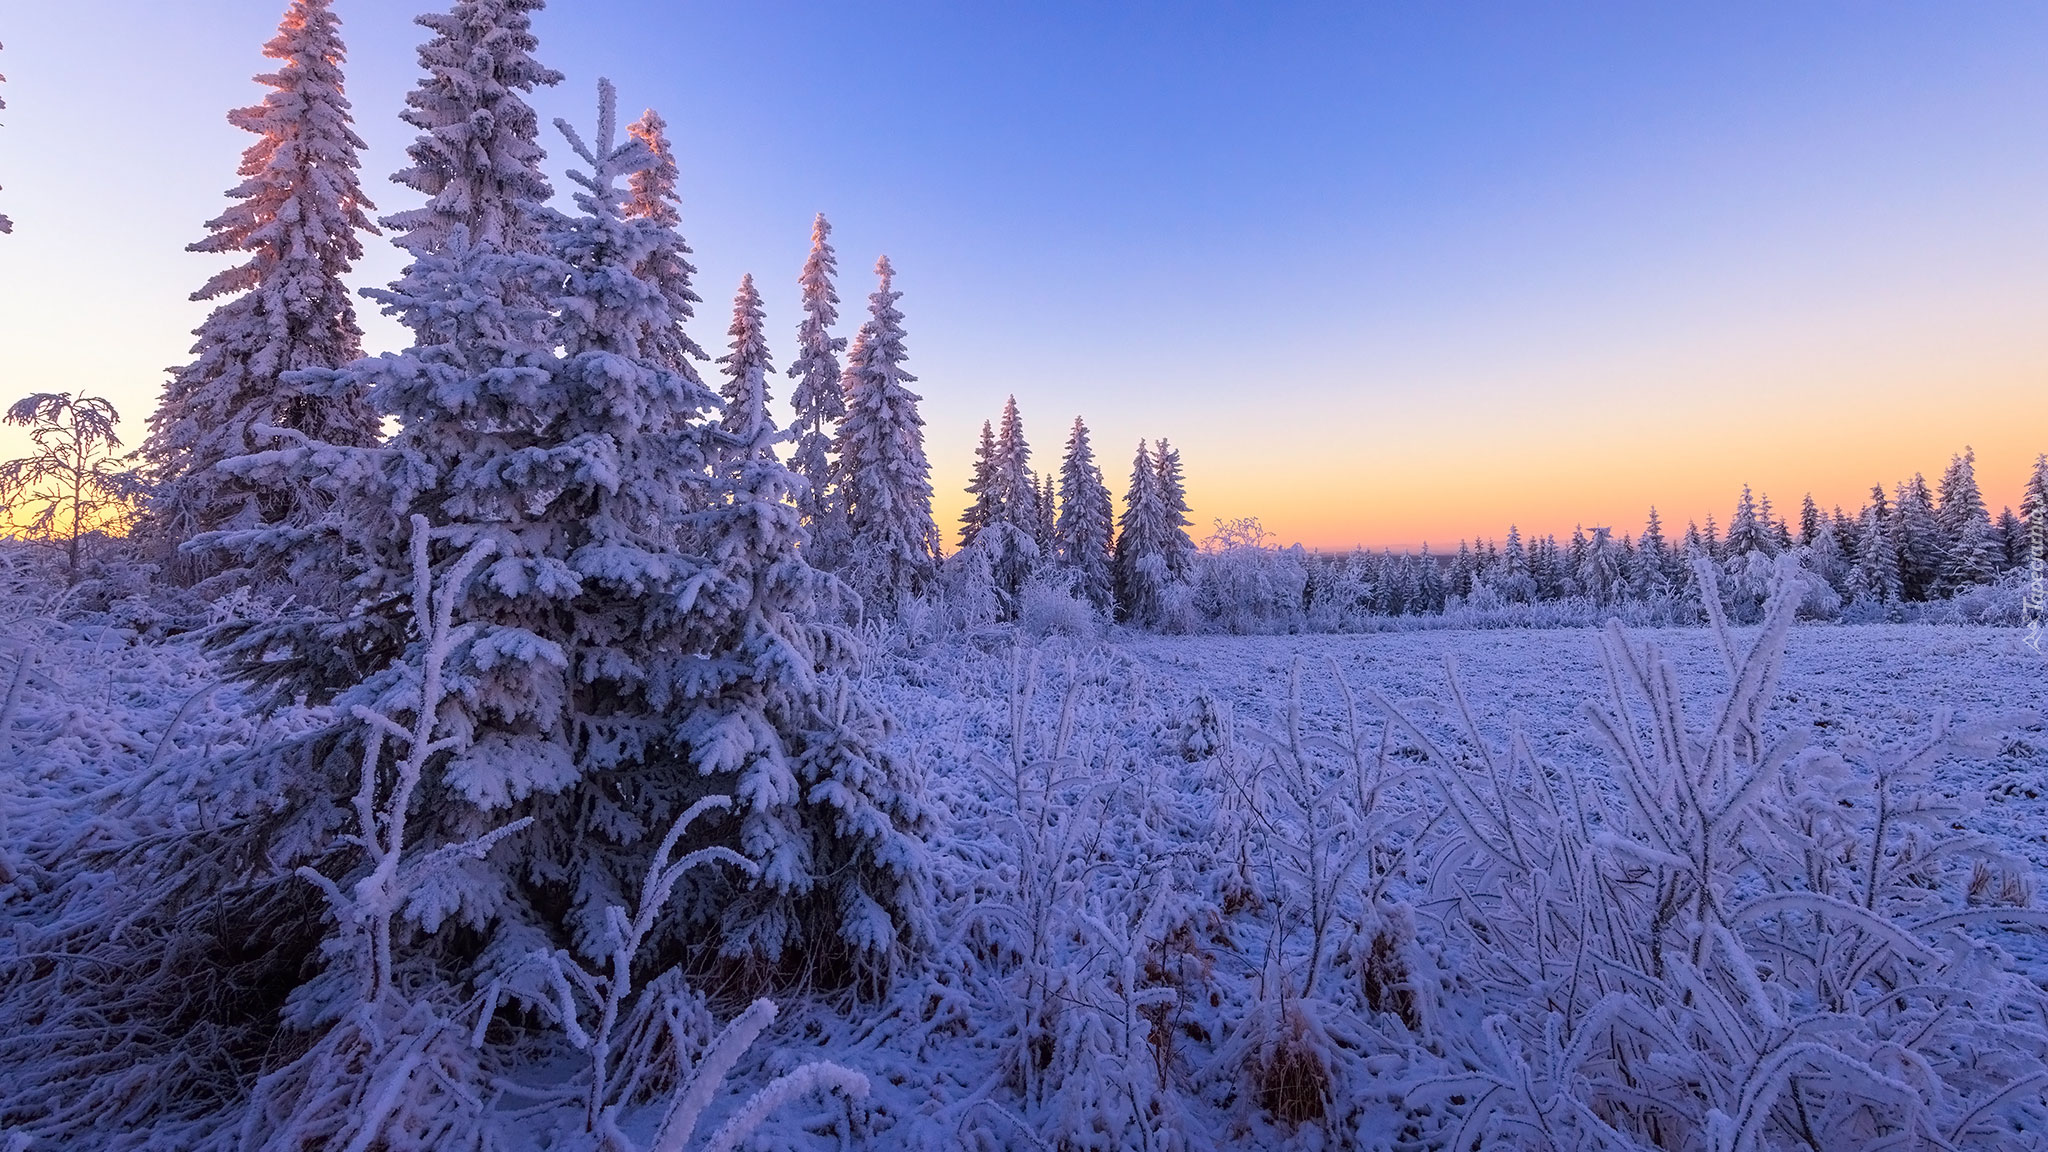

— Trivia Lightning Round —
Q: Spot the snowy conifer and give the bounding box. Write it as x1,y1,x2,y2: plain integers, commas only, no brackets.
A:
1806,512,1849,594
1114,440,1167,624
1498,525,1535,603
716,273,775,469
543,83,926,982
831,256,939,612
1937,448,2000,590
1153,438,1196,582
1035,473,1059,559
1449,540,1477,599
1415,544,1445,612
1636,507,1672,595
222,82,926,1002
1533,535,1566,600
1797,493,1821,545
993,398,1036,522
1893,475,1942,600
1056,416,1114,612
1851,503,1902,603
1579,526,1624,605
979,396,1041,612
1724,485,1773,559
138,0,380,582
621,108,709,380
2024,455,2048,548
959,420,999,550
387,0,560,257
788,214,847,552
1995,506,2025,570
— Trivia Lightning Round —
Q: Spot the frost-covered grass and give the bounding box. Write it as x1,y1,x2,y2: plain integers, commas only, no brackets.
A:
815,600,2048,1149
6,560,2048,1149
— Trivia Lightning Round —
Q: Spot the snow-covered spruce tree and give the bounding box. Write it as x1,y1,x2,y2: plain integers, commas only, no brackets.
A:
958,419,999,551
1635,507,1672,596
387,0,560,257
1113,439,1168,624
715,273,774,470
1034,472,1059,561
979,395,1041,615
1996,506,2027,570
1937,446,2001,591
2024,454,2048,548
1850,502,1901,604
496,82,926,984
1495,524,1535,602
1893,474,1943,600
830,256,939,614
1449,540,1477,599
621,107,709,382
787,214,847,554
229,82,926,1006
137,0,380,585
1577,525,1624,605
693,274,927,979
1796,492,1822,545
1153,437,1197,583
1723,484,1773,559
1056,416,1114,612
1806,511,1849,594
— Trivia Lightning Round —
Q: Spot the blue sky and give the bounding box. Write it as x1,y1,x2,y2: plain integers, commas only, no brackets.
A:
2,2,2044,546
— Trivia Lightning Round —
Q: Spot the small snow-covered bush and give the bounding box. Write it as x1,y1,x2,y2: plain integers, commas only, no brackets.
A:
1019,577,1097,638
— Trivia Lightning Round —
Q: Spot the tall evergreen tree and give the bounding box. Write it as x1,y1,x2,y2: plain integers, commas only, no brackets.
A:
716,273,775,470
1114,440,1166,624
1035,473,1060,560
1937,448,2001,590
139,0,380,582
1153,438,1196,583
1637,506,1673,595
1806,512,1849,594
1997,507,2027,570
1851,503,1902,603
1056,416,1114,612
1835,502,1867,561
958,420,999,551
620,108,708,381
831,256,938,611
1498,524,1534,602
1449,540,1477,599
1415,544,1445,613
980,396,1041,611
1725,485,1773,558
1797,493,1822,546
1579,526,1624,605
2024,455,2048,550
387,0,560,257
1893,475,1943,600
224,81,926,996
992,397,1036,523
1566,526,1590,597
787,214,847,548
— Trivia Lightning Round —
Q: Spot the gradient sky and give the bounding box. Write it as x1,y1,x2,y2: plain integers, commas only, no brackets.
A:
2,2,2045,550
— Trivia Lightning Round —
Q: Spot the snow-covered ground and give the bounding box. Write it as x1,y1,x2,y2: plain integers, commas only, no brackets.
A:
7,610,2048,1149
1117,626,2048,869
750,619,2048,1150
